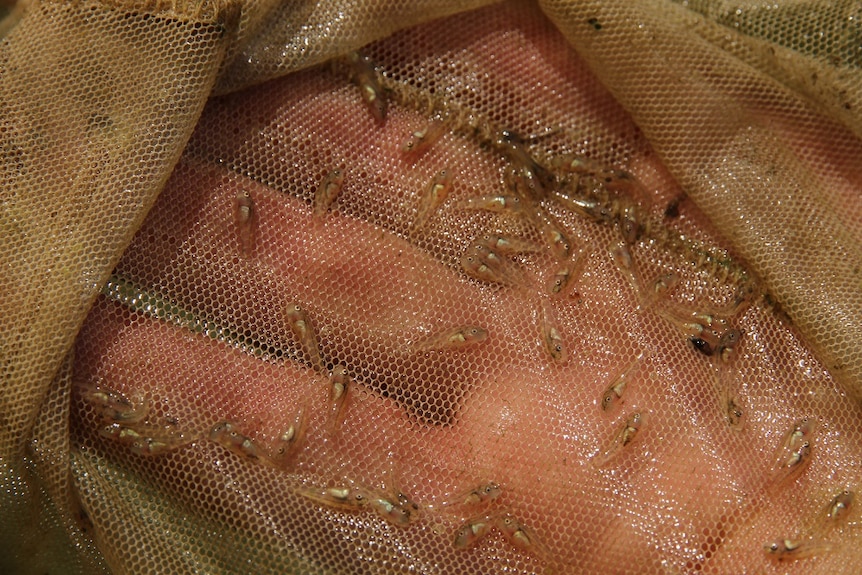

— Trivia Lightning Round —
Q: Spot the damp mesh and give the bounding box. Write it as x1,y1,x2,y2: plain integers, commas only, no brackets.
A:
2,1,862,574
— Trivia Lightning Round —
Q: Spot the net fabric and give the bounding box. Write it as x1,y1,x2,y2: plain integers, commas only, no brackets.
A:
0,0,232,572
2,1,862,574
675,0,862,141
214,0,500,94
539,0,862,407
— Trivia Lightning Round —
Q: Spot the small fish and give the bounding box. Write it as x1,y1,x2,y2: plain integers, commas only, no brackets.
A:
553,155,651,242
657,306,740,360
542,227,572,262
550,188,613,224
764,537,831,562
368,491,421,526
526,203,571,260
547,249,588,295
539,300,567,363
435,482,502,510
543,326,567,362
129,437,175,457
496,131,556,196
411,169,454,234
609,242,645,306
479,234,540,256
461,251,500,284
235,190,256,256
454,515,493,549
100,422,141,443
772,440,813,485
505,162,546,199
461,244,524,287
79,382,147,424
101,423,190,456
777,418,816,456
552,154,605,176
462,482,502,506
553,155,648,201
414,326,489,351
471,243,507,268
297,484,372,510
647,272,678,305
313,169,344,218
209,421,270,464
826,489,854,522
716,328,743,362
800,488,856,537
285,302,324,371
773,417,815,483
275,406,309,461
460,193,527,214
617,412,643,447
600,358,641,414
328,365,350,430
619,201,643,244
401,120,446,155
344,51,387,122
493,514,547,559
595,411,645,466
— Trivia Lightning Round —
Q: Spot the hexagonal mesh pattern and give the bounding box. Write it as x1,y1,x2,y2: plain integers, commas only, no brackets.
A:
4,1,862,574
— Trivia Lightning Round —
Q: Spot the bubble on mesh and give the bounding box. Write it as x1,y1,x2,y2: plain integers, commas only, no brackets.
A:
4,0,862,574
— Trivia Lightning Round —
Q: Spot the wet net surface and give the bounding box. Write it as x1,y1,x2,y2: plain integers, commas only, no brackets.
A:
3,1,862,574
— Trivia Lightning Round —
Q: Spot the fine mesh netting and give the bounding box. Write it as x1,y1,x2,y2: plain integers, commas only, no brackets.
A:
2,1,862,574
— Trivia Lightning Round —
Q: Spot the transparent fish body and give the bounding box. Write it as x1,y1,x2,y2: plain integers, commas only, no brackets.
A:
209,421,276,467
414,325,489,351
327,365,350,431
234,190,256,256
764,537,832,562
344,51,387,122
492,514,548,560
461,243,525,287
79,382,147,424
600,357,642,414
453,515,493,549
401,119,446,155
538,299,567,363
772,440,813,486
479,233,540,256
368,490,421,526
275,405,309,461
460,193,527,214
526,203,571,260
296,484,373,511
547,248,588,296
411,168,454,234
100,422,192,456
313,169,344,218
439,482,502,509
825,489,854,523
285,302,324,371
594,411,645,466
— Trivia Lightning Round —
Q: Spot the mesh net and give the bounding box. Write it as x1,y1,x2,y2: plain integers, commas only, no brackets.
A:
3,0,862,573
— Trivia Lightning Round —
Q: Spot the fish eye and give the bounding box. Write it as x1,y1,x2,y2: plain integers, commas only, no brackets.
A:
689,336,713,356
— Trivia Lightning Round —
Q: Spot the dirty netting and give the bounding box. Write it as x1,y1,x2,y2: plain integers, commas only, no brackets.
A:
2,0,862,573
